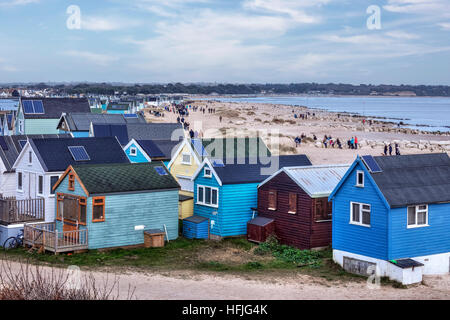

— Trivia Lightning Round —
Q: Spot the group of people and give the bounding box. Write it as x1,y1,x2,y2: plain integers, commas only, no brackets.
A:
384,143,401,156
294,133,307,147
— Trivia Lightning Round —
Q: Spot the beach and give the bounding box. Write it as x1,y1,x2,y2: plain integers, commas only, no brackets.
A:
146,99,450,165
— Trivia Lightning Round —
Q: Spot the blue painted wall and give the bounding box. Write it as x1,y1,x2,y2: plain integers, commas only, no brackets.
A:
124,142,150,163
55,170,179,249
193,164,258,237
106,110,127,114
388,203,450,259
331,161,389,260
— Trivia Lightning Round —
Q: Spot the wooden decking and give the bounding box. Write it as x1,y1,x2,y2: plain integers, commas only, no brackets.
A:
24,222,88,254
0,197,45,225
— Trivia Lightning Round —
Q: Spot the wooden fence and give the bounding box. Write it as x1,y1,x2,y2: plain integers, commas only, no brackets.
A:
0,198,45,225
24,222,88,253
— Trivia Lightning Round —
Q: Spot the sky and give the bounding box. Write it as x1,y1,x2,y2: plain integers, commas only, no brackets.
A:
0,0,449,85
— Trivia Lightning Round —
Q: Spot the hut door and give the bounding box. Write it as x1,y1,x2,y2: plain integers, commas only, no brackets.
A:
28,173,36,199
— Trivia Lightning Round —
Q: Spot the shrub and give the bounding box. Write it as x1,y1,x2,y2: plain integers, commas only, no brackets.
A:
0,258,135,300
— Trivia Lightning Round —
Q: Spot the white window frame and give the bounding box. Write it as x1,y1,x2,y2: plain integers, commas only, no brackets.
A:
407,205,429,228
350,201,371,227
196,185,219,208
37,175,44,196
130,147,137,156
204,167,212,178
356,170,364,187
17,171,23,192
181,153,191,165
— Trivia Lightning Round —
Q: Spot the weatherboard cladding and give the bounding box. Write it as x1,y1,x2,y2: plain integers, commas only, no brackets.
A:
54,175,179,249
21,98,90,119
29,137,129,172
369,153,450,207
71,162,180,195
257,171,332,249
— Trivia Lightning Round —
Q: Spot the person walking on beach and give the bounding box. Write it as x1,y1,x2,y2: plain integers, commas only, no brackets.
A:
219,115,222,123
384,144,388,156
355,136,358,149
389,144,393,156
395,143,401,155
350,137,355,149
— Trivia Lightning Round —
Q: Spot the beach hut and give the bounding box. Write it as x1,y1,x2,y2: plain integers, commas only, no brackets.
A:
329,153,450,285
25,162,181,253
257,164,350,249
191,155,312,239
123,138,181,167
16,98,91,135
183,216,209,239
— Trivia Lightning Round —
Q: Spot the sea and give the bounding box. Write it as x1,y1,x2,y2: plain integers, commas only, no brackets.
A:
206,96,450,133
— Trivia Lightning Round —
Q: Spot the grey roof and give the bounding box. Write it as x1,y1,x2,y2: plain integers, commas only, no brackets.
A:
263,164,351,198
137,139,182,161
212,155,312,184
28,137,130,172
59,112,146,132
248,216,274,227
368,153,450,208
21,98,90,119
92,122,184,145
388,258,424,269
0,134,72,172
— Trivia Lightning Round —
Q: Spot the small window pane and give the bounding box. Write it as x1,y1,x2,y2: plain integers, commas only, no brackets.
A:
352,203,360,222
362,210,371,225
418,205,427,211
93,205,104,220
80,203,86,224
212,189,218,205
38,176,43,194
182,154,190,163
205,187,211,204
407,207,416,225
357,172,364,185
198,187,204,203
289,193,297,213
50,176,59,195
18,173,22,189
417,211,426,225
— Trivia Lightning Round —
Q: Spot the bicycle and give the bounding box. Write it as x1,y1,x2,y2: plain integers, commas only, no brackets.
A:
3,229,24,250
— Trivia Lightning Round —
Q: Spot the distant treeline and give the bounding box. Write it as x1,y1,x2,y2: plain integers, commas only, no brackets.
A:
6,82,450,96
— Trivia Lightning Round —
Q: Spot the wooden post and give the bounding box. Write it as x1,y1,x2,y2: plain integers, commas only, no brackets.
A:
55,230,58,253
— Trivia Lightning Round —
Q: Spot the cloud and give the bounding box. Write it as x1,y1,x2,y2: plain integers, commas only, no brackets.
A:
0,0,39,6
81,16,141,31
134,0,210,17
385,30,420,40
438,22,450,30
243,0,330,24
62,50,119,66
384,0,450,18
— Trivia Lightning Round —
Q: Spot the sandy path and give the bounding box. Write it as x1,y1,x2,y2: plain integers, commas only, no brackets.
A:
4,260,448,300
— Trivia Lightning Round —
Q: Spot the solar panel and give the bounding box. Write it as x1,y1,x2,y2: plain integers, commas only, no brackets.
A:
18,140,27,149
0,137,8,151
362,155,382,173
68,146,91,161
22,100,34,114
32,100,44,114
154,166,168,176
212,159,224,167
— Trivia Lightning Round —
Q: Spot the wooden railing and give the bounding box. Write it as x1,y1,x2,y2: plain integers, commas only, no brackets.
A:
0,198,45,225
24,222,88,253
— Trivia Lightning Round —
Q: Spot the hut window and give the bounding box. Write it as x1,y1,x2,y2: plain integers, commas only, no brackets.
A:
181,153,191,165
79,197,87,224
204,168,212,178
288,193,297,214
68,173,75,191
350,202,371,227
92,197,105,222
268,190,277,210
28,151,32,164
130,147,137,156
50,176,59,195
356,171,364,187
56,194,64,220
17,172,23,191
37,175,44,195
197,185,218,207
407,205,428,228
